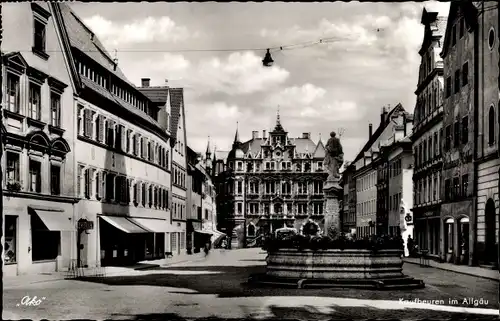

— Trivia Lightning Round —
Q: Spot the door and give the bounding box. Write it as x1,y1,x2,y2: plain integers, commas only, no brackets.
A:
485,199,497,264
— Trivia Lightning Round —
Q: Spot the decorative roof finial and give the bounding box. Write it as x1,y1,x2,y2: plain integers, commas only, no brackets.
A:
234,121,240,143
206,136,211,155
277,105,281,125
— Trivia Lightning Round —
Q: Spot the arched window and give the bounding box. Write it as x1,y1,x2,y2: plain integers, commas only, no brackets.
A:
489,105,495,145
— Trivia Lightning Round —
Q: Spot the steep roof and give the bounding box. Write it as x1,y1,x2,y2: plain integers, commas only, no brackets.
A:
440,1,478,58
59,3,136,88
139,86,169,104
352,103,406,164
215,150,230,162
313,139,326,159
169,88,184,145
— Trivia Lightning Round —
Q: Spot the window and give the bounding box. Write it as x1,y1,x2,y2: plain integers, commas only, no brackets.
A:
126,130,131,152
459,18,464,38
452,25,456,46
488,106,495,145
33,19,46,52
313,203,323,215
282,182,291,194
462,62,468,86
453,121,460,147
453,177,460,199
454,70,460,94
439,128,443,154
6,73,20,113
50,164,61,195
489,28,495,50
50,92,61,127
445,77,451,98
298,182,308,194
434,132,439,156
106,120,114,147
297,203,307,214
237,181,242,194
106,174,115,202
132,134,137,155
444,179,451,201
6,152,20,185
237,203,242,214
29,160,42,193
4,216,17,264
265,181,275,194
461,174,469,197
141,183,146,207
462,116,469,144
313,181,323,194
29,83,41,120
433,176,438,201
96,115,104,142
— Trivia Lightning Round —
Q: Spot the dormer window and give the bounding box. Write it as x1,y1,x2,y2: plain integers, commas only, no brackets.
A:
317,162,323,171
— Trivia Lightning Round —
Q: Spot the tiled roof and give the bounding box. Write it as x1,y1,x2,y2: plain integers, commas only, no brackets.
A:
81,76,162,130
139,86,170,104
239,137,317,158
59,4,135,88
169,88,184,144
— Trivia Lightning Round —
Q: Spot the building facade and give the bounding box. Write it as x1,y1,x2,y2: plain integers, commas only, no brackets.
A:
169,88,188,255
58,4,175,268
186,146,204,253
412,9,446,259
341,163,356,234
2,2,78,276
213,114,327,247
475,2,499,267
352,104,413,238
439,2,477,265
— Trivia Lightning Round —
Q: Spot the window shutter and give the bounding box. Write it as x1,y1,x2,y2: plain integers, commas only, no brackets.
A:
97,115,104,142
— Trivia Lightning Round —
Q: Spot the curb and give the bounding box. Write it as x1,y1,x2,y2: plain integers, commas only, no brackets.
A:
403,259,500,281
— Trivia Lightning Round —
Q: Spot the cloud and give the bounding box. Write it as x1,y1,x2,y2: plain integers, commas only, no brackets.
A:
265,83,326,107
121,51,290,96
83,15,195,46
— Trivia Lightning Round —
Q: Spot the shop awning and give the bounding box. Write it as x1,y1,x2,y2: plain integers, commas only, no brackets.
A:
210,230,226,239
31,209,75,231
133,218,170,233
100,216,150,233
194,229,213,236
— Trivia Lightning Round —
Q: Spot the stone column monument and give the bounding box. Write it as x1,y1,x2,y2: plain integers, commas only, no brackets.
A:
323,131,344,238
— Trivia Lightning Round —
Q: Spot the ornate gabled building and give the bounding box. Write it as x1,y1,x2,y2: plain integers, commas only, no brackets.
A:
212,113,327,248
412,8,446,260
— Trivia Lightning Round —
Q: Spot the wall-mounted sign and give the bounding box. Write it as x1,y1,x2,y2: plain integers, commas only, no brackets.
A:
78,219,94,231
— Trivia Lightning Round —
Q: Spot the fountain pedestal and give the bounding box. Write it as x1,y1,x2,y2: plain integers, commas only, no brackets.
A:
323,178,343,236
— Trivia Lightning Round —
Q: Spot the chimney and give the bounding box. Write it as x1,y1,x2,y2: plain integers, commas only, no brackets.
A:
403,113,407,136
381,106,388,125
252,131,259,139
302,133,310,139
262,130,266,139
369,123,373,139
141,78,150,87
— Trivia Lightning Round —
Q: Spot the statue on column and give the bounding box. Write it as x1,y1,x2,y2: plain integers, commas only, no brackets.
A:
324,131,344,182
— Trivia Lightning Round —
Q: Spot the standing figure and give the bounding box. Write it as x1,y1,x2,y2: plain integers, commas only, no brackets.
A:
324,132,344,181
407,235,414,257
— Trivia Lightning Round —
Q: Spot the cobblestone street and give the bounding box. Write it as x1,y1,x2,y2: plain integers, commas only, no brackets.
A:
3,249,499,320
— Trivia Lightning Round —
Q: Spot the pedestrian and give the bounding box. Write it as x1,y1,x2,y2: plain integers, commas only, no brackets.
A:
204,241,210,256
407,235,414,257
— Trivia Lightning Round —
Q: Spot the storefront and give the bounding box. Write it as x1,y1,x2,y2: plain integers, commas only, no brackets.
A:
3,201,76,277
441,200,474,265
97,215,168,267
413,209,440,258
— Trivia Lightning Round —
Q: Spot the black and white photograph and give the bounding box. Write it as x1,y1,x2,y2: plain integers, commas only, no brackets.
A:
1,1,499,320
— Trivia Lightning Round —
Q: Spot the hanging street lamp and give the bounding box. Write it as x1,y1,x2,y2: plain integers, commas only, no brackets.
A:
262,49,274,67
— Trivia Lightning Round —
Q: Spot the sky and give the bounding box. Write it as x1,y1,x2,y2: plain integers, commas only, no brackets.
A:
71,1,450,161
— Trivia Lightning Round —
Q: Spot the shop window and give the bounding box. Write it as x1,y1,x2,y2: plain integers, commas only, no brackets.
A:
4,216,17,263
31,214,60,261
29,160,42,193
50,164,61,195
